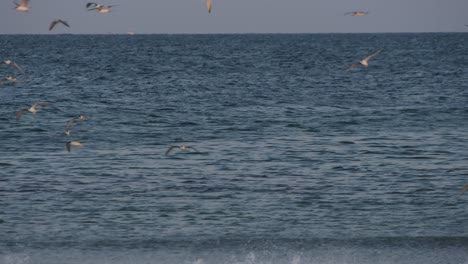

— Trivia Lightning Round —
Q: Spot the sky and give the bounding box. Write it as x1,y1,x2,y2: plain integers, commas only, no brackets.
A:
1,0,468,34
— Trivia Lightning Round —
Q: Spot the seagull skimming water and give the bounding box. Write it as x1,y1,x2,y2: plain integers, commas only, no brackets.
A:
350,49,383,68
165,145,199,155
0,77,17,84
66,140,83,152
65,115,88,136
16,102,47,120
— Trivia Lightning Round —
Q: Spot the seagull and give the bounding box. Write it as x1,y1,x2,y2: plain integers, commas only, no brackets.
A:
2,60,25,75
66,140,83,152
350,49,383,68
0,76,17,84
49,19,70,31
206,0,212,13
345,11,369,17
86,2,116,13
65,115,88,136
14,0,30,12
165,145,199,155
16,102,47,120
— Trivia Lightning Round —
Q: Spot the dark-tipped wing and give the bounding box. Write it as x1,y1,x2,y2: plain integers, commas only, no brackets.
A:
86,2,97,8
66,142,72,152
16,108,26,120
49,21,58,31
165,146,178,155
206,0,212,13
60,20,70,27
362,49,383,63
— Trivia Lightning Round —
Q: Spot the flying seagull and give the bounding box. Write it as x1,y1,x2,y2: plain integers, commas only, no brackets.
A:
2,60,25,75
66,140,83,152
350,49,383,68
86,2,116,13
165,145,199,155
14,0,30,12
206,0,212,13
16,102,47,120
49,19,70,31
65,115,88,136
345,11,369,17
0,76,17,84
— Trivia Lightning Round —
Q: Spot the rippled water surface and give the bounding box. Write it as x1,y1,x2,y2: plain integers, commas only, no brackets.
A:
0,34,467,263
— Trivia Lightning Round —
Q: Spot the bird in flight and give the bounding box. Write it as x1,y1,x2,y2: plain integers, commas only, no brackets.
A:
16,102,47,120
345,11,369,17
66,140,83,152
350,49,383,68
49,19,70,31
206,0,212,13
65,115,88,136
165,145,199,155
86,2,116,13
14,0,30,12
2,60,26,75
0,76,17,84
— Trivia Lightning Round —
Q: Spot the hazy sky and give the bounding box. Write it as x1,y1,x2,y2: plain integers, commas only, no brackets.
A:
1,0,468,34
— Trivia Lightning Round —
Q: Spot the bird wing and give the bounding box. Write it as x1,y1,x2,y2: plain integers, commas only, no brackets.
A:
16,109,26,120
362,49,383,63
11,62,25,75
165,146,178,155
32,102,47,109
49,21,58,31
66,142,72,152
206,0,212,13
60,20,70,27
86,2,97,8
66,117,75,131
20,0,29,7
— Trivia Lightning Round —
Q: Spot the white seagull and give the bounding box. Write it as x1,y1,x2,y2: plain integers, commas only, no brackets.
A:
2,60,25,75
14,0,30,12
86,2,116,13
165,145,199,155
350,49,383,68
345,11,369,17
66,140,83,152
206,0,212,13
16,102,47,120
49,19,70,31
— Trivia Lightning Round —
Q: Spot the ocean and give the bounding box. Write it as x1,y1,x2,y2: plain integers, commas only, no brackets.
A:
0,33,467,264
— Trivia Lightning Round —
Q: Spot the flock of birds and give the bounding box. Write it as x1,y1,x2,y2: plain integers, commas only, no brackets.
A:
5,1,467,191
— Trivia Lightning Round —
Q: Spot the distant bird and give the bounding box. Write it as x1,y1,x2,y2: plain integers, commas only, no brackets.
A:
2,60,25,75
66,140,83,152
165,145,199,155
206,0,212,13
350,49,383,68
86,2,116,13
0,76,17,84
65,115,88,136
14,0,30,12
16,102,47,120
345,11,369,16
49,19,70,31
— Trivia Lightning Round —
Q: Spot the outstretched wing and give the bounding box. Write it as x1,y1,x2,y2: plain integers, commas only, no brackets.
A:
49,21,58,31
32,102,47,109
66,142,72,152
66,117,75,131
165,146,178,155
20,0,29,7
11,61,25,75
60,20,70,28
362,49,383,63
206,0,212,13
16,108,26,120
86,2,97,8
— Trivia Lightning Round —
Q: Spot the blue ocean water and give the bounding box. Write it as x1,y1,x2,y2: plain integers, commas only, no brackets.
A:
0,33,467,264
